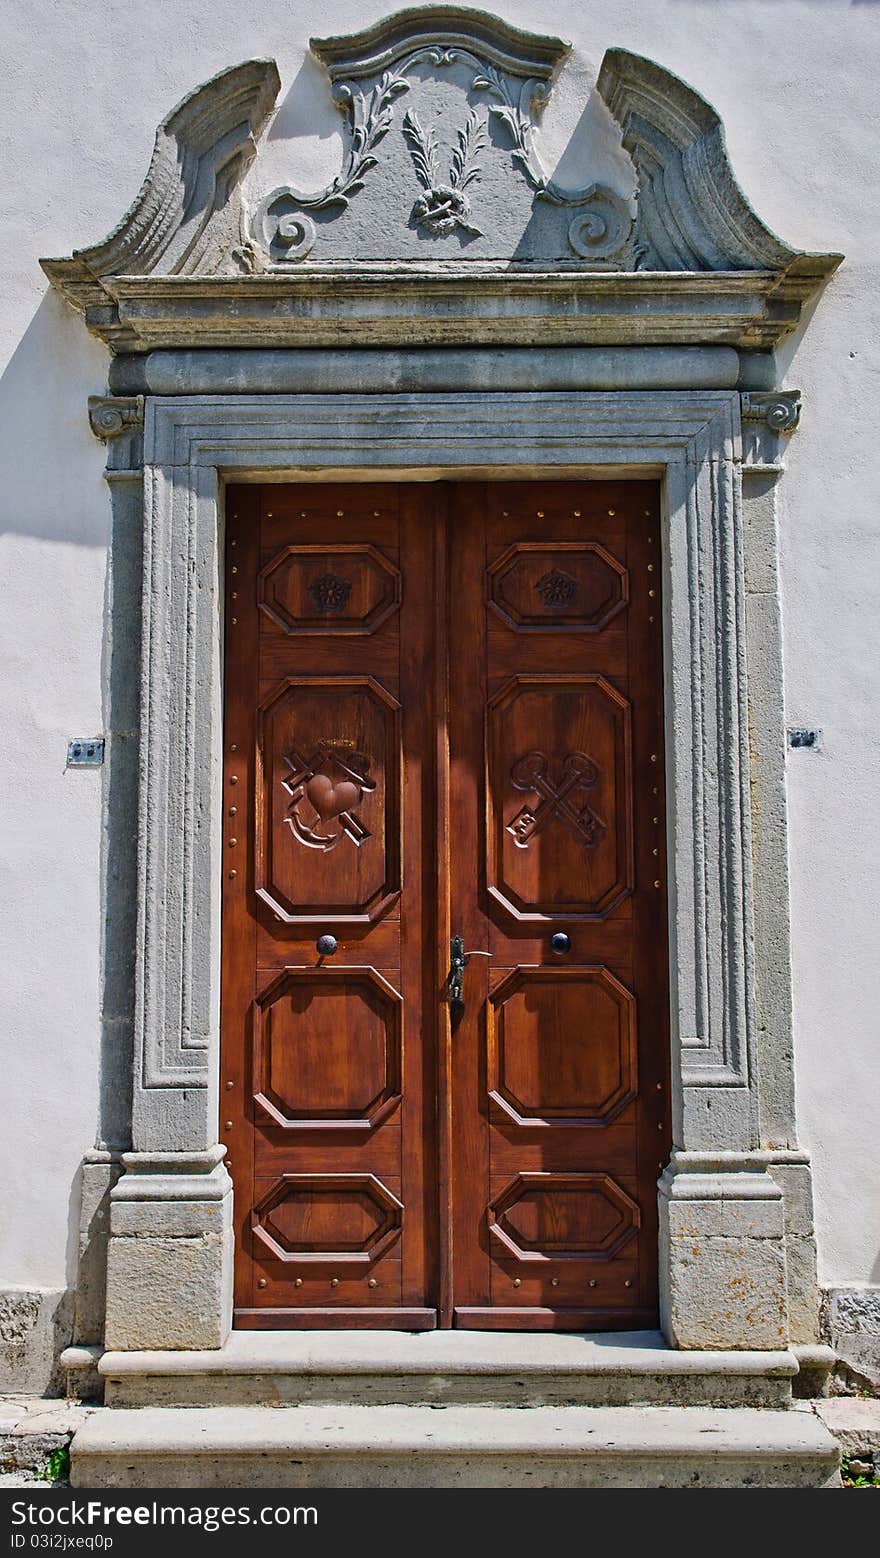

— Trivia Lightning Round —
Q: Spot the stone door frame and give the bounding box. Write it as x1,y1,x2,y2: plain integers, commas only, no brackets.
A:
87,383,817,1352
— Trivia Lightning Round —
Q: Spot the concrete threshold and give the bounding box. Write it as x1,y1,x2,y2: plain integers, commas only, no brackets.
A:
98,1329,798,1409
70,1404,840,1489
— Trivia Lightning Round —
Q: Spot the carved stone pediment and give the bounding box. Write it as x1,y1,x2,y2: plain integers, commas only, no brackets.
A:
252,11,636,268
41,7,841,352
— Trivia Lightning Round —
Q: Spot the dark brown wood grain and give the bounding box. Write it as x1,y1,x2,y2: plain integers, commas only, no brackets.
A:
220,480,670,1330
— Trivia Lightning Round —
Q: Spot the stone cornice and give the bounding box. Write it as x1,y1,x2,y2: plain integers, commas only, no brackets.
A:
78,268,824,354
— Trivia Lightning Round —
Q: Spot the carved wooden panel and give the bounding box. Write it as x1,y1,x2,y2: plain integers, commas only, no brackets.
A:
258,544,402,635
252,1173,403,1265
487,966,637,1128
488,1173,640,1262
253,967,402,1132
486,674,633,921
256,675,401,927
487,542,629,632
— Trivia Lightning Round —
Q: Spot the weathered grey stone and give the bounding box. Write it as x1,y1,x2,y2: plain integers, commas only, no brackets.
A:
659,1154,789,1350
105,1150,233,1351
41,60,280,312
68,1404,841,1489
107,346,741,397
597,51,839,280
0,1290,73,1396
72,1154,122,1348
98,1330,796,1410
821,1285,880,1391
814,1398,880,1458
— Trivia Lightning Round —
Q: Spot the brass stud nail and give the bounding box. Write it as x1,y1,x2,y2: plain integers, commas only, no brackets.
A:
229,838,238,848
224,1120,232,1130
257,1278,267,1289
654,879,662,889
226,1161,231,1170
653,816,659,824
266,512,273,518
229,869,237,879
300,511,307,517
295,1277,303,1288
648,589,656,598
537,510,545,518
652,785,658,795
373,510,380,517
225,1080,233,1091
330,1277,339,1289
231,539,237,547
608,508,616,516
230,744,238,752
230,806,237,817
232,591,237,600
573,509,581,517
502,510,509,516
647,563,654,572
232,514,238,521
230,775,238,786
589,1279,598,1288
650,753,658,763
368,1277,378,1289
624,1279,632,1289
652,847,659,856
656,1082,663,1091
658,1162,664,1171
231,566,238,575
337,510,344,517
231,617,237,625
658,1122,664,1131
550,1277,559,1287
512,1278,521,1288
645,510,651,518
649,615,655,622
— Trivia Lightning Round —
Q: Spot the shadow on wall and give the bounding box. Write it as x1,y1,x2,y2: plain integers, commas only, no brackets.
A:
0,288,109,543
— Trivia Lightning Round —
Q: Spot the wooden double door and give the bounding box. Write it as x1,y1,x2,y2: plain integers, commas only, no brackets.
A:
221,480,670,1330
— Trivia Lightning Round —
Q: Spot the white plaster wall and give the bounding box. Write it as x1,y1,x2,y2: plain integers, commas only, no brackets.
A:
0,0,877,1292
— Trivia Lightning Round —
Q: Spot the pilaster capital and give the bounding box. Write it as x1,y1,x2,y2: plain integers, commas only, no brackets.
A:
88,395,144,441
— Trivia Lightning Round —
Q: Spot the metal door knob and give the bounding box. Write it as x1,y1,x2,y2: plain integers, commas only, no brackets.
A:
316,934,338,956
550,932,571,955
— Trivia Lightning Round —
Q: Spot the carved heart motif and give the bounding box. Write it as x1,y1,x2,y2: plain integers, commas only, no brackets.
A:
305,773,360,821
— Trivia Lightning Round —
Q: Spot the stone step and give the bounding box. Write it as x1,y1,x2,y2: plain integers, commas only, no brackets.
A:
99,1329,798,1409
70,1404,840,1489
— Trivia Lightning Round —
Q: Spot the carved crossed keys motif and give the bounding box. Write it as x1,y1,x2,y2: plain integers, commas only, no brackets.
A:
282,743,376,851
506,750,604,849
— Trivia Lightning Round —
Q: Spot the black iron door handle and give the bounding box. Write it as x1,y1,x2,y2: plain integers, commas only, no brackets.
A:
447,935,491,1018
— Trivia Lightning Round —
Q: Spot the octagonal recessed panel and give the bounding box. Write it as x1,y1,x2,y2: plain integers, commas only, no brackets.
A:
258,544,401,635
487,542,629,632
252,966,402,1132
487,675,633,922
489,1173,640,1262
251,1173,403,1265
256,675,401,928
487,966,637,1127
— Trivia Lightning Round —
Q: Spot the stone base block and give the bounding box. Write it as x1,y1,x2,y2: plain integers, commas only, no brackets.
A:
659,1152,789,1350
104,1149,233,1352
0,1289,73,1395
